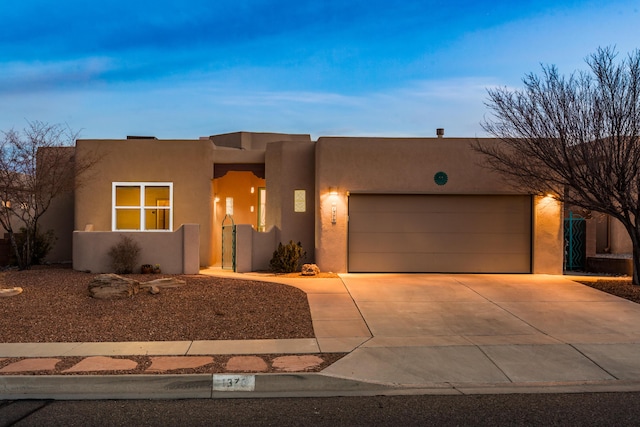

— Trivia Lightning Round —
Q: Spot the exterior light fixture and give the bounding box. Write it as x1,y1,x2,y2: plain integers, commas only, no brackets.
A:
329,187,338,224
251,186,255,194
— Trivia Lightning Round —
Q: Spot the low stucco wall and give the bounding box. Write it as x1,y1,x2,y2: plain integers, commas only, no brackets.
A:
235,224,277,273
73,224,200,274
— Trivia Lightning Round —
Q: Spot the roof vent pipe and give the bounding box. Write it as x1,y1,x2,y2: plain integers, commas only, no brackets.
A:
436,128,444,138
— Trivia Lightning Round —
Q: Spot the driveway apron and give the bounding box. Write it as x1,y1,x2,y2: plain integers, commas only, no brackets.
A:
322,274,640,387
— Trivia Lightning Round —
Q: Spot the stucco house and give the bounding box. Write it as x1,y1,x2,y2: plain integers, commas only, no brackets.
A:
42,131,564,275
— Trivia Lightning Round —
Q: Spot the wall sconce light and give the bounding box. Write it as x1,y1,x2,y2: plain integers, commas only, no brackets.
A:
251,186,255,194
214,196,220,203
250,205,255,213
329,187,338,224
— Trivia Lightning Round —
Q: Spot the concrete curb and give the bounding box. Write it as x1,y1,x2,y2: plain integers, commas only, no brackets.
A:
3,373,640,400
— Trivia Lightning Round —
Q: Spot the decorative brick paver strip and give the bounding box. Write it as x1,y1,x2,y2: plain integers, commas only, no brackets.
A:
63,356,138,373
0,358,61,373
146,356,214,372
225,356,268,372
272,355,324,372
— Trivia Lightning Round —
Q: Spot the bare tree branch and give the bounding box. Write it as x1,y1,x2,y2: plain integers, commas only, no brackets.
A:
0,120,94,269
475,47,640,284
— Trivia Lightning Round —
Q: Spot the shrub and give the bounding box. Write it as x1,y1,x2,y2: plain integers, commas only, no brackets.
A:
269,240,306,273
108,235,141,274
11,226,57,266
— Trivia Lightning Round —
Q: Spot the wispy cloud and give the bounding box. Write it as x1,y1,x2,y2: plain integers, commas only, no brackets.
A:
0,57,116,94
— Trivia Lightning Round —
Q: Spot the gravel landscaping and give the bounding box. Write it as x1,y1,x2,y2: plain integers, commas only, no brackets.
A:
576,278,640,304
0,265,314,343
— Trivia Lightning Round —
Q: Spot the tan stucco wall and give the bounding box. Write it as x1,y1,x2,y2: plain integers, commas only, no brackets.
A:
211,132,311,150
315,137,563,274
73,224,199,274
75,139,214,266
265,141,316,261
610,217,632,254
532,196,563,274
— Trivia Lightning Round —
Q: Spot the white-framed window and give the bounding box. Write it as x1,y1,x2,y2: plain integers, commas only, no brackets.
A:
112,182,173,231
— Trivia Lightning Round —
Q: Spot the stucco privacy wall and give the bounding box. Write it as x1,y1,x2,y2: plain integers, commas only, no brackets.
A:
73,224,199,274
74,139,214,266
315,137,563,274
265,140,316,261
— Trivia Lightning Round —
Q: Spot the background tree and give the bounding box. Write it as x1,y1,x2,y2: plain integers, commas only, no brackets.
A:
0,120,91,269
476,47,640,284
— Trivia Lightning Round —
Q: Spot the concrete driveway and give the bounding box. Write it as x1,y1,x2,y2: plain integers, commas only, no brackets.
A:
322,274,640,390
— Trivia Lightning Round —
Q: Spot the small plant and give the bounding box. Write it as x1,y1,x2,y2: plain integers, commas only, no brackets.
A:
269,241,306,273
108,235,141,274
153,264,161,273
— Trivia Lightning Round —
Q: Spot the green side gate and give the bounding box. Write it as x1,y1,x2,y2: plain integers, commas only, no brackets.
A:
564,211,586,271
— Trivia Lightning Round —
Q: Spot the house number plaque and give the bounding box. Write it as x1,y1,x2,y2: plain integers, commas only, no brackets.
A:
434,171,448,186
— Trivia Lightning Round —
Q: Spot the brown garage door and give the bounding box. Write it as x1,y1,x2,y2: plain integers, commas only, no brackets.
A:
348,194,532,273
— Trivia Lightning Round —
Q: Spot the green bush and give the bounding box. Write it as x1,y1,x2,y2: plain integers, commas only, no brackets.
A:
108,235,141,274
269,240,306,273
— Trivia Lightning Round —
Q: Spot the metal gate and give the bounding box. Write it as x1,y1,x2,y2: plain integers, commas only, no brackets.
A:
222,214,236,271
564,211,586,271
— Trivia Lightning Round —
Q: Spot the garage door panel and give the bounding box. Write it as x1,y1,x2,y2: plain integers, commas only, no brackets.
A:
348,194,531,273
349,194,529,213
349,212,529,234
348,252,531,273
349,232,531,254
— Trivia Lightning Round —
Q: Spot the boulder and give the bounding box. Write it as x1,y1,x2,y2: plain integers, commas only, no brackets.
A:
88,274,140,299
301,263,320,276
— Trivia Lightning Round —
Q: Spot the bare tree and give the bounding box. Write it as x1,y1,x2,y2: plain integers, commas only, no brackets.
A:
476,47,640,284
0,120,91,269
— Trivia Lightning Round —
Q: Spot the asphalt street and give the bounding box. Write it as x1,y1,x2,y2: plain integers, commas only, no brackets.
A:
2,393,640,426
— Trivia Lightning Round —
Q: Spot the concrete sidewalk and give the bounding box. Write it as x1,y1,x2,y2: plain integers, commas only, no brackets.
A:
2,271,640,399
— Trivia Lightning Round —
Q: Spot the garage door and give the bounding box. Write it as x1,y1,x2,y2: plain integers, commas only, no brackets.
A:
348,194,531,273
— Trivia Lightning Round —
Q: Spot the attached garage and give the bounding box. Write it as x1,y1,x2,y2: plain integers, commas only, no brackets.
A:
348,194,532,273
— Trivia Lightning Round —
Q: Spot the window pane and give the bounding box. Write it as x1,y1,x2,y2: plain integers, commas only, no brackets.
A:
144,209,170,230
115,187,140,207
144,186,170,207
115,209,141,230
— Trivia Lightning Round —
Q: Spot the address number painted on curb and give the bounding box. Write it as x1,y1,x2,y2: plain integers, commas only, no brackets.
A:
213,374,256,391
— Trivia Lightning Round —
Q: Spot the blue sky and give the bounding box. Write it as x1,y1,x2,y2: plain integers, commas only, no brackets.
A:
1,0,638,139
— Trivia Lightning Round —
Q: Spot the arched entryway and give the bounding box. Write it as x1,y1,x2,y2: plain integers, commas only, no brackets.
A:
211,165,265,266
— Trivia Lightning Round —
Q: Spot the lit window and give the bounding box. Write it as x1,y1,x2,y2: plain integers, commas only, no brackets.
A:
112,183,173,231
225,197,233,215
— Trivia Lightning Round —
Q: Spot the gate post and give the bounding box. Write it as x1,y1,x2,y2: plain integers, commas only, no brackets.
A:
222,214,236,271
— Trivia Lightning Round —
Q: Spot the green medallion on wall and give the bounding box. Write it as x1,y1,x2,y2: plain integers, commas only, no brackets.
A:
434,171,448,186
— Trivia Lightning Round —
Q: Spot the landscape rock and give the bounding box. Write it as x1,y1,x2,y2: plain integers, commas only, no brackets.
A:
88,274,140,299
0,287,23,297
301,263,320,276
140,277,186,289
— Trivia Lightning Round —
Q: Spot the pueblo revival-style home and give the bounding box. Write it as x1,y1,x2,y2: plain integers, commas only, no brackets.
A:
41,131,565,275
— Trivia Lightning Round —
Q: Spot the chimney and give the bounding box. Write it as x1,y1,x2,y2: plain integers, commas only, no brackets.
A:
436,128,444,138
